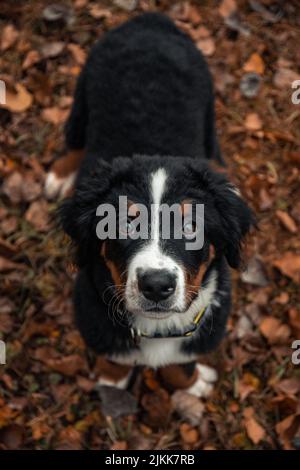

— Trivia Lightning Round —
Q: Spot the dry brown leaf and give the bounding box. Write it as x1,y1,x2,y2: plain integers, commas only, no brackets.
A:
273,252,300,284
1,24,19,51
42,354,87,376
2,172,23,204
244,416,266,444
243,53,265,75
1,83,33,113
275,378,300,397
259,317,291,345
0,424,24,450
25,200,50,232
244,113,263,131
274,68,300,89
41,41,65,58
180,423,199,444
172,390,204,426
42,107,68,125
276,210,297,233
22,50,41,70
219,0,237,18
67,44,86,66
0,257,26,273
89,5,112,19
196,38,215,57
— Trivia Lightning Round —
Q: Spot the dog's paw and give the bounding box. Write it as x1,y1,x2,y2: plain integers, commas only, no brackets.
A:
185,364,218,398
96,371,132,390
44,171,76,200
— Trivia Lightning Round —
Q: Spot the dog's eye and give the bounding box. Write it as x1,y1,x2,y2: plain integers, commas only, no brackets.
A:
183,221,197,239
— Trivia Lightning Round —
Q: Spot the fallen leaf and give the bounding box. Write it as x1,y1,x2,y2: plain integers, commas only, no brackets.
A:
244,416,265,444
1,24,19,51
219,0,237,18
67,44,86,66
41,41,65,58
259,317,291,345
244,113,263,131
2,172,23,204
42,107,68,125
22,50,41,70
196,38,215,56
180,423,199,444
172,390,204,426
275,378,300,397
1,83,33,113
0,424,24,449
274,68,300,89
0,257,26,273
241,257,268,287
42,4,75,26
25,200,50,232
98,386,138,418
273,252,300,284
243,53,265,74
276,210,297,233
42,354,87,376
113,0,138,12
89,5,112,19
274,291,289,304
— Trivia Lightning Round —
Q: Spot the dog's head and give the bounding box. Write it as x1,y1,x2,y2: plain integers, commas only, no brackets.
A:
60,155,254,320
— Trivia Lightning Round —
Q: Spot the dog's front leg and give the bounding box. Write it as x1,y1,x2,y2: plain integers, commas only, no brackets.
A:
96,356,133,390
158,362,218,398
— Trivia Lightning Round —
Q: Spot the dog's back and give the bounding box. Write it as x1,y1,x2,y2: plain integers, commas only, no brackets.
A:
66,13,219,162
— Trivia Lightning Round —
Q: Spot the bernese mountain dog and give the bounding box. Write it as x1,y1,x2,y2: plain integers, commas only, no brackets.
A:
45,13,254,396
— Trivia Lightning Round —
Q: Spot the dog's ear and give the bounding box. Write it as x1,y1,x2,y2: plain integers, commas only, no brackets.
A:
58,158,113,266
188,161,255,269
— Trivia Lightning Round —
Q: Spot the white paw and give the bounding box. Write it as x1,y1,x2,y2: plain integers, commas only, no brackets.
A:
44,171,76,199
96,371,132,390
185,364,218,398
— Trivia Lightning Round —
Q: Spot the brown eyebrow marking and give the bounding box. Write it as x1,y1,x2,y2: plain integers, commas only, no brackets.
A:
127,199,140,218
180,199,193,216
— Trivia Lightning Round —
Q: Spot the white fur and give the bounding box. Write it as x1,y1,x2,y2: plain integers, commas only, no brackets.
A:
185,363,218,398
45,171,76,199
97,370,132,390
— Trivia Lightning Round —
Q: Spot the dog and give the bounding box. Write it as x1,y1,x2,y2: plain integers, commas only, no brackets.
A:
45,13,254,396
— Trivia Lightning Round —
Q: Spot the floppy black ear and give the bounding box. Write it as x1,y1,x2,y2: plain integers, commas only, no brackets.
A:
58,158,113,266
210,181,255,268
188,160,255,269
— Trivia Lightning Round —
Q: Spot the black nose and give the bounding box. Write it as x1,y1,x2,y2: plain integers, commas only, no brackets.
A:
138,269,176,303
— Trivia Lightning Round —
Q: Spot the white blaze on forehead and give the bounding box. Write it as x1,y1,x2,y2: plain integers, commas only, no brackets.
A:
150,168,168,242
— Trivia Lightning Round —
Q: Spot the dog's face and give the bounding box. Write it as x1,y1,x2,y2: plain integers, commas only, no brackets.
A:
60,156,254,319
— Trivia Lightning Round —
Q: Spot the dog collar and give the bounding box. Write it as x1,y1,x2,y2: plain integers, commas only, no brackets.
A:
130,306,208,341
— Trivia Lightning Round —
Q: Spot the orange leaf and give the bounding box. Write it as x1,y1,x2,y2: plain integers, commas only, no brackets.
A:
243,53,265,75
1,83,33,113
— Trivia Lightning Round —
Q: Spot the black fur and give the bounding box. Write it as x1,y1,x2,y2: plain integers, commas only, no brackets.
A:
59,13,254,364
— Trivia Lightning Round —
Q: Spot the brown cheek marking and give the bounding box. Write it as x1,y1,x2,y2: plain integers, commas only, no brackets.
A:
100,242,125,290
185,246,215,304
96,357,132,383
159,364,198,390
50,149,85,177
